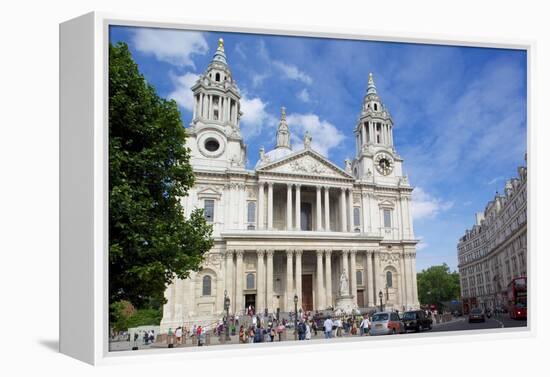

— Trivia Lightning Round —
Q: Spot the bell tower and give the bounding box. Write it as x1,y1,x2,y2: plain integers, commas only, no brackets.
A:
187,38,246,171
352,73,404,183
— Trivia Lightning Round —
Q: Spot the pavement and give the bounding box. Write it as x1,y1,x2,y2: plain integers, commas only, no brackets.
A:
109,314,527,352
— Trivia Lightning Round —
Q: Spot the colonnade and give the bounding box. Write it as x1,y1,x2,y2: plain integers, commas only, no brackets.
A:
223,248,418,314
257,182,356,232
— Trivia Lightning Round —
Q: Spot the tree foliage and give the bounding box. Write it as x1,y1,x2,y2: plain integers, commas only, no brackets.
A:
417,263,460,308
109,42,213,309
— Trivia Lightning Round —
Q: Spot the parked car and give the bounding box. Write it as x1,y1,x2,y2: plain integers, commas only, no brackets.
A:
402,310,433,332
468,308,485,323
369,312,404,336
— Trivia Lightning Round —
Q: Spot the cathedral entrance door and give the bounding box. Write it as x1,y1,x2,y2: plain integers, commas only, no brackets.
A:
245,294,256,313
300,202,312,230
302,275,313,311
357,289,365,308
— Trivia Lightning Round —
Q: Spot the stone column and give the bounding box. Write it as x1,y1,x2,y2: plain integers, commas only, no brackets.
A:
235,250,244,314
406,252,414,309
225,250,234,313
295,249,303,309
316,186,322,231
341,250,349,295
350,249,358,304
369,122,374,143
324,249,333,307
266,249,274,313
366,250,374,307
286,249,294,311
267,182,274,230
348,188,354,232
340,188,347,232
199,93,204,118
399,251,408,309
295,184,301,231
316,250,325,309
256,250,266,312
324,187,330,231
286,184,293,230
373,250,381,304
361,123,366,146
208,94,213,119
258,182,265,229
361,192,369,233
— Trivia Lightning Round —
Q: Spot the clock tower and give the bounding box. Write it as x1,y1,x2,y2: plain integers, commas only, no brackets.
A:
351,73,405,185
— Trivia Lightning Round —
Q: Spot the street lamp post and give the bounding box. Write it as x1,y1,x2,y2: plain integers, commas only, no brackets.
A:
224,290,231,341
379,290,383,312
294,293,298,341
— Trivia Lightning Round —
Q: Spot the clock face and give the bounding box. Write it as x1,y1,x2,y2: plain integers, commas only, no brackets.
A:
375,153,394,176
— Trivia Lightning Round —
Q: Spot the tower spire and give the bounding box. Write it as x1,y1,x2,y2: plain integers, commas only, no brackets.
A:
366,72,377,95
212,37,227,65
276,106,291,149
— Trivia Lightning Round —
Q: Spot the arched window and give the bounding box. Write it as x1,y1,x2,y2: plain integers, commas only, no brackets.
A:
215,72,220,82
374,103,378,111
386,271,393,288
202,275,212,296
353,207,361,227
356,270,363,286
246,273,255,289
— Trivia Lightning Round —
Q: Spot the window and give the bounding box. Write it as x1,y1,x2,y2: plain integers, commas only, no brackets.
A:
383,209,391,228
215,72,220,81
386,271,393,288
353,207,361,227
204,199,214,222
356,270,363,286
247,202,256,223
246,273,255,289
202,275,212,296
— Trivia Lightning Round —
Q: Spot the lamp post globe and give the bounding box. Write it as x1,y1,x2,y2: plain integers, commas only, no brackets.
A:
294,293,298,340
379,290,383,312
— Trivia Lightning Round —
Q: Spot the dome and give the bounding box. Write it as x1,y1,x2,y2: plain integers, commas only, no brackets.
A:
255,147,293,168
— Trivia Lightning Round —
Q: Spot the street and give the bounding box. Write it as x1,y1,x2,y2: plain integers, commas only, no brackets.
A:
429,315,527,333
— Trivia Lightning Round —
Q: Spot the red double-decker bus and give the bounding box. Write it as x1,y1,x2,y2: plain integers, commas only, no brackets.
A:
507,276,527,320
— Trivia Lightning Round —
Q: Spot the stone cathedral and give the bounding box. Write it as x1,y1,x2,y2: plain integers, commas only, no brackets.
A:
160,39,419,330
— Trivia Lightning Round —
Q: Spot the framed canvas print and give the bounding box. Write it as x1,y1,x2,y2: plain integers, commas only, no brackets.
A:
60,12,532,365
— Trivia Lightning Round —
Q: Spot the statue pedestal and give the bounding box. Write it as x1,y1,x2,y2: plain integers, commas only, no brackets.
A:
334,294,356,314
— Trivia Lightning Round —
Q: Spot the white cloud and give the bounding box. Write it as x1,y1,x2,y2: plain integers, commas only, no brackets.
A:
487,176,503,185
251,72,270,88
416,236,429,251
412,187,453,220
273,61,313,85
240,95,277,139
286,113,345,157
297,88,311,102
132,29,208,68
167,72,200,112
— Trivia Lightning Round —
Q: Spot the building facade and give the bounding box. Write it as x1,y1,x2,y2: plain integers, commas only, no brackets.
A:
457,159,527,313
160,39,419,330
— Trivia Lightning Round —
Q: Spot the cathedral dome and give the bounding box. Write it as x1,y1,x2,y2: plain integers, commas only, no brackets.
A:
255,107,294,168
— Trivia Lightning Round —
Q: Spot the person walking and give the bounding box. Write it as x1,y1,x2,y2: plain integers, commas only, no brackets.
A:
360,316,370,336
239,325,245,344
323,316,334,339
175,327,182,344
305,321,312,340
196,325,203,346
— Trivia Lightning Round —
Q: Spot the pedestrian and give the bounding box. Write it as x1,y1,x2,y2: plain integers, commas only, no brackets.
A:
298,320,306,340
305,321,311,340
239,325,245,343
175,327,182,344
360,316,370,336
150,330,155,343
312,320,318,336
324,316,334,339
197,325,203,346
270,327,276,342
248,327,255,343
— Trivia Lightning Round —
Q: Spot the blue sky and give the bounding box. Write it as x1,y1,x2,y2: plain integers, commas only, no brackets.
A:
109,26,527,273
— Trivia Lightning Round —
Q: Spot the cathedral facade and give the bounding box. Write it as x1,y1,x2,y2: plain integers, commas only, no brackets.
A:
160,39,419,330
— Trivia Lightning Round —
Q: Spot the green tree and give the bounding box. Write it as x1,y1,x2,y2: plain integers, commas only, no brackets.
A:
109,42,213,310
417,263,460,309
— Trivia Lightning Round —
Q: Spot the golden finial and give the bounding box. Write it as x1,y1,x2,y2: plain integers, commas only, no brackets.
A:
218,38,224,49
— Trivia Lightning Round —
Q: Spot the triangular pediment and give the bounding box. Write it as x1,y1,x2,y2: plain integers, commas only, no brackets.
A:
257,149,353,179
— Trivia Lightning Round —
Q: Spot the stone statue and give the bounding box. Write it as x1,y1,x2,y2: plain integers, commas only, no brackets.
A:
344,158,352,173
339,269,349,296
304,131,312,149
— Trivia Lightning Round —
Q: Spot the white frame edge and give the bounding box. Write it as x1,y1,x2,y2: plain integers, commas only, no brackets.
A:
59,11,535,365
